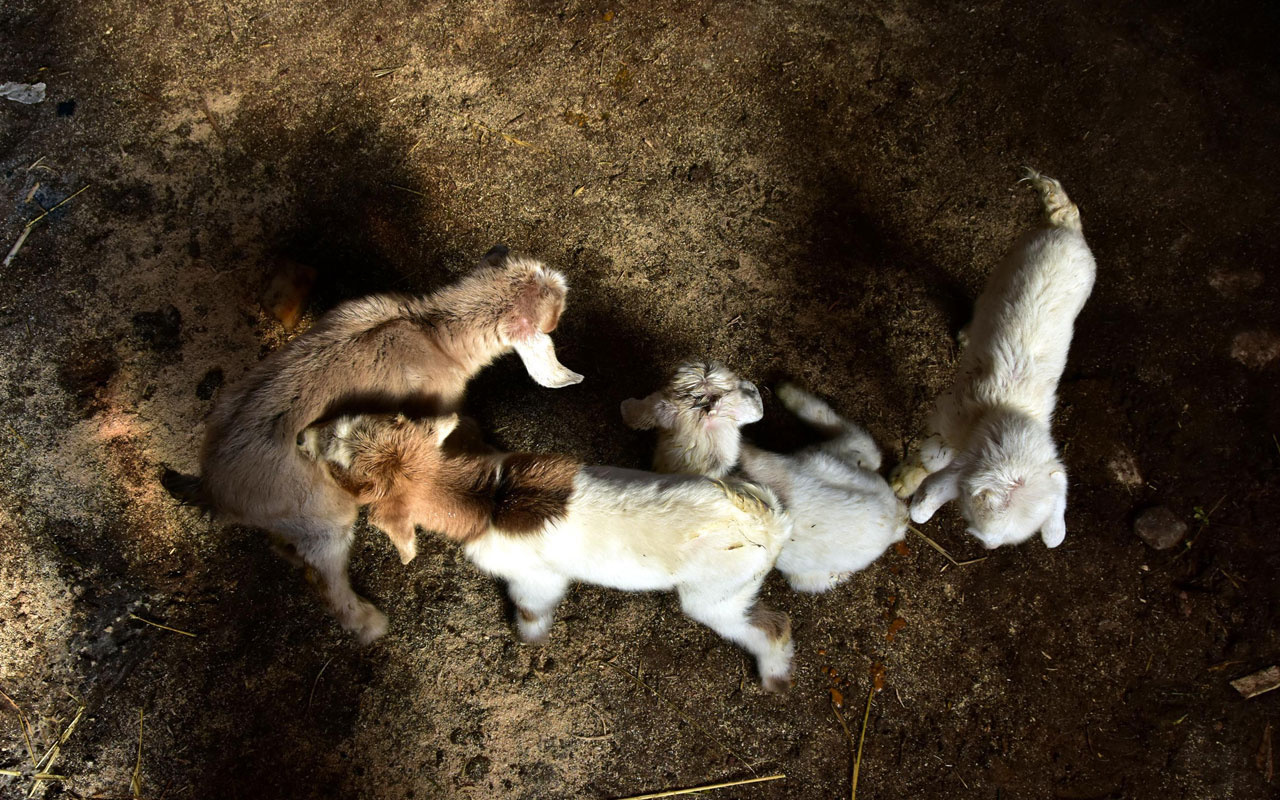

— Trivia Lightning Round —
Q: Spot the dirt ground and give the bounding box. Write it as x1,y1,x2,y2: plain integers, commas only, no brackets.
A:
2,1,1278,797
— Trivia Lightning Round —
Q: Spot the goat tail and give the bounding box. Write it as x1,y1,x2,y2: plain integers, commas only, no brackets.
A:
161,468,213,510
1020,167,1082,232
715,478,783,518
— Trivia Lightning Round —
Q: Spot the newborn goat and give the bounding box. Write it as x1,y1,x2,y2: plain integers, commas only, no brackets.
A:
302,412,795,692
624,362,907,593
889,170,1096,550
165,249,582,642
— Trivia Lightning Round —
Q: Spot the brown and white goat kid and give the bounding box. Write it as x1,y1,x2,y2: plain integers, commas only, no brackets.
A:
165,249,582,642
889,170,1096,550
623,362,907,593
301,412,796,692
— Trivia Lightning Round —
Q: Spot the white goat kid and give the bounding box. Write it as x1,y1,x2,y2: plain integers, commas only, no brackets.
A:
304,412,796,692
889,169,1096,550
624,362,908,594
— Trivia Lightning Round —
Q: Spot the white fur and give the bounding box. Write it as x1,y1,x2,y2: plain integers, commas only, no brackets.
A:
891,169,1095,549
463,467,794,690
625,365,907,593
620,361,762,477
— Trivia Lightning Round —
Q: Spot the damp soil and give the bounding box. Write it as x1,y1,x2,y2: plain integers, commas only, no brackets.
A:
1,1,1278,798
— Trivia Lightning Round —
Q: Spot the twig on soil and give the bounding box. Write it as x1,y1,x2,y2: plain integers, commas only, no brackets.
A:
1259,723,1273,784
129,614,197,638
831,701,855,797
600,660,756,775
570,704,612,740
372,65,405,78
307,657,335,709
18,184,91,230
906,525,987,568
386,183,428,198
0,688,37,767
851,685,874,799
611,773,785,800
130,708,144,799
3,227,32,268
27,695,85,798
200,96,224,141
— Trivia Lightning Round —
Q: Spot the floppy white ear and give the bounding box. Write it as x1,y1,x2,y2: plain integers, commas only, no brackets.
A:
435,413,460,444
620,392,675,430
1040,469,1068,548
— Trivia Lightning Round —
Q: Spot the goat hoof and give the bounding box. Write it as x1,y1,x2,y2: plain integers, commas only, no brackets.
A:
352,605,389,645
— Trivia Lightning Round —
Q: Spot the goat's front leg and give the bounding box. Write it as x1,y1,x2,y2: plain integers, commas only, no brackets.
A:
368,501,418,565
506,572,570,643
285,518,389,644
891,433,952,499
909,463,961,524
513,332,584,388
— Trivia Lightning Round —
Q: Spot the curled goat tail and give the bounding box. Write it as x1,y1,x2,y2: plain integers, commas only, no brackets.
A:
1020,167,1082,232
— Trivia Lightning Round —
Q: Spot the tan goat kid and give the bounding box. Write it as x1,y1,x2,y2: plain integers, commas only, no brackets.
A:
166,251,581,642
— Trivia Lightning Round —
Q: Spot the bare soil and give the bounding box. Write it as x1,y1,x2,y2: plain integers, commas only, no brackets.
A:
2,1,1278,798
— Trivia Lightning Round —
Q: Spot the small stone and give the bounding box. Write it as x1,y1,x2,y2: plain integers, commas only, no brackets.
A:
1230,665,1280,699
1231,330,1280,370
1107,447,1143,488
1133,506,1188,550
464,755,491,780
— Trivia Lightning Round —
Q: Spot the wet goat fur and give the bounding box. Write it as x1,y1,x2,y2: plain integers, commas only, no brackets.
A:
167,250,581,643
306,412,797,691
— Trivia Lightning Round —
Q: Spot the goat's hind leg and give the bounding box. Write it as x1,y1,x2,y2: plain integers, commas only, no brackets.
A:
506,573,570,644
282,518,389,644
778,383,881,470
680,588,794,693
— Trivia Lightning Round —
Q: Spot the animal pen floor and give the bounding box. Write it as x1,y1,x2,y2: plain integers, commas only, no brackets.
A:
2,1,1278,798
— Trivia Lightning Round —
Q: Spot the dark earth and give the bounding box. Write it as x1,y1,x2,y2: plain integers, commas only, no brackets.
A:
2,1,1279,798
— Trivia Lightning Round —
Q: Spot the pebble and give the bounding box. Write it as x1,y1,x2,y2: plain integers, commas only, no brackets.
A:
1133,506,1187,550
1231,330,1280,369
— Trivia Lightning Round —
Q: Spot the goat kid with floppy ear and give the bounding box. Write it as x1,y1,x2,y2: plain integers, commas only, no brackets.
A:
301,411,797,693
163,248,582,644
889,169,1096,550
623,362,907,594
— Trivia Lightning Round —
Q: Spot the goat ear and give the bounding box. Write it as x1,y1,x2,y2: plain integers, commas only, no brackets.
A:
480,245,509,268
621,393,675,430
435,413,460,444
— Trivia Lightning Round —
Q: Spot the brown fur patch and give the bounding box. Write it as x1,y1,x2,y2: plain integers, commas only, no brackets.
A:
517,607,540,623
491,452,580,534
749,604,792,643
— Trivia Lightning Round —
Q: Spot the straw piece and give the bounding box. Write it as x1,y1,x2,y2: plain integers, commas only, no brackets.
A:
612,773,785,800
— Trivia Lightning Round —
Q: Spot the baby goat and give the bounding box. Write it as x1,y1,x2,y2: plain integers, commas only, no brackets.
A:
164,249,582,643
301,412,795,691
889,170,1096,550
624,362,907,593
